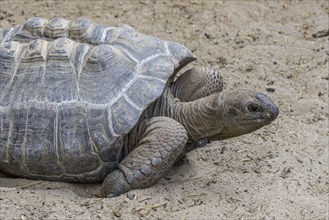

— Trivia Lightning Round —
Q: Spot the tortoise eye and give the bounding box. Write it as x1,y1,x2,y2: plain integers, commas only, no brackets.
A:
247,103,263,113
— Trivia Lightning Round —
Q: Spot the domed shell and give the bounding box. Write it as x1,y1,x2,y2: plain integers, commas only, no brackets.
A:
0,17,195,180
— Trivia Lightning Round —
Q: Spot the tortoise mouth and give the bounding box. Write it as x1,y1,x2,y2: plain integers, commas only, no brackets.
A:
236,111,279,127
238,112,278,122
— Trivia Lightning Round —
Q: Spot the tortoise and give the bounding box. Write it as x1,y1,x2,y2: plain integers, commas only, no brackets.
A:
0,17,279,197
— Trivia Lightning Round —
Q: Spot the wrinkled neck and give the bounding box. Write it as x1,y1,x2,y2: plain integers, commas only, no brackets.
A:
174,93,226,141
151,88,226,141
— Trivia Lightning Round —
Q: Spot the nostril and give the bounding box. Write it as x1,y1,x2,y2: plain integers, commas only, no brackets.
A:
271,105,280,118
247,103,263,113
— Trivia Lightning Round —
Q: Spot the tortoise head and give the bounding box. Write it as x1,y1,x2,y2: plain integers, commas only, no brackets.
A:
204,90,279,140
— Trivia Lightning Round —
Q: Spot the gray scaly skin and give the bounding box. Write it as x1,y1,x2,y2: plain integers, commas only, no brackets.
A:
103,67,279,197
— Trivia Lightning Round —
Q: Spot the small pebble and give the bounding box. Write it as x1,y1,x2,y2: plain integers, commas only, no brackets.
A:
127,191,136,200
204,32,212,39
266,88,275,92
220,146,227,154
245,65,253,72
113,211,121,217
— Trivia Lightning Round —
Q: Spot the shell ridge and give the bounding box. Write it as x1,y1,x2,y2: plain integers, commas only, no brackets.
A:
2,107,11,163
68,41,83,101
26,39,49,102
99,26,112,44
34,40,50,101
138,75,167,83
82,23,97,43
69,61,81,101
1,27,15,42
84,113,99,155
112,41,139,63
164,40,180,68
106,109,119,137
122,94,142,111
54,104,65,175
73,43,92,86
21,105,30,174
37,46,49,101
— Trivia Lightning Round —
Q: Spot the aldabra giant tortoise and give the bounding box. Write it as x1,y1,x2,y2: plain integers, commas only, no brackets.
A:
0,17,279,197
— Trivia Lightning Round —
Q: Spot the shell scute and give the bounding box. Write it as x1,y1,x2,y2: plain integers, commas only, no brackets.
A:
7,60,45,103
88,107,123,164
48,37,74,61
111,95,141,135
56,103,102,175
0,41,24,62
79,44,136,104
22,39,48,62
69,18,92,39
139,55,175,80
44,17,70,38
0,42,26,105
125,77,165,109
87,25,109,44
113,25,167,62
23,17,48,38
37,61,79,102
24,104,63,176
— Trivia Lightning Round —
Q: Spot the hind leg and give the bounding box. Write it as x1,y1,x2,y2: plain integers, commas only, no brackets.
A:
171,67,223,102
103,117,188,197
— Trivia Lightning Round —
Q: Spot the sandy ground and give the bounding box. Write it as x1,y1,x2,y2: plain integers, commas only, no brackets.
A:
0,0,328,219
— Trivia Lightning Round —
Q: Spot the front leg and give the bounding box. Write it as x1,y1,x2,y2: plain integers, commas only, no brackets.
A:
103,117,188,197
